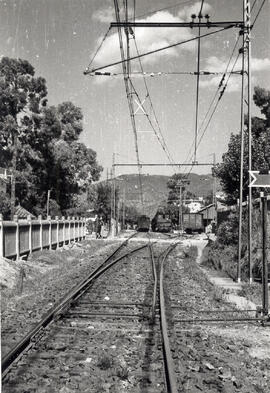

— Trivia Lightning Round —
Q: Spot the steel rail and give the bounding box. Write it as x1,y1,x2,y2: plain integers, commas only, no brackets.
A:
1,234,144,377
174,317,264,323
159,242,180,393
149,243,158,322
173,308,257,313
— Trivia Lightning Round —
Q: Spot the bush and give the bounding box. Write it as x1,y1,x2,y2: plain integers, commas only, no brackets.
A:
0,191,11,219
216,212,241,246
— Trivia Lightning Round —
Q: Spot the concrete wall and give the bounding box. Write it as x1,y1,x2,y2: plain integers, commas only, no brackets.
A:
0,215,86,260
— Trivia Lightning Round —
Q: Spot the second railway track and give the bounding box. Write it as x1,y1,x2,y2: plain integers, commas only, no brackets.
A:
2,234,183,393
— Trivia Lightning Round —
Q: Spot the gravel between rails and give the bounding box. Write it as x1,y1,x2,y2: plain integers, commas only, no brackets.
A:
2,237,269,393
1,239,129,358
164,245,270,393
2,242,167,393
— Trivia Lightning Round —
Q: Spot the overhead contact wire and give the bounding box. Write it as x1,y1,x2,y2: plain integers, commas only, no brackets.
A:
84,26,235,75
133,37,177,168
113,0,144,205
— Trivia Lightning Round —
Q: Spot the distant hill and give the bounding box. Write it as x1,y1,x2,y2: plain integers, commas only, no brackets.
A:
113,173,221,218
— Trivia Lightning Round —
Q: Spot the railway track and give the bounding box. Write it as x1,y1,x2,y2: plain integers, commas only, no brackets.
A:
1,233,138,375
2,234,183,393
2,233,269,393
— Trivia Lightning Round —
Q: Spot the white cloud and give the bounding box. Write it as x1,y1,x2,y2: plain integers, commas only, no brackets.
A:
200,56,270,92
251,58,270,71
200,75,241,92
89,10,197,74
92,6,115,23
178,1,212,20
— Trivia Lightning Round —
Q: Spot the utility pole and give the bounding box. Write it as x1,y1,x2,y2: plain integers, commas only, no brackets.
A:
46,190,51,218
194,8,203,164
246,0,253,283
261,192,269,317
238,4,246,282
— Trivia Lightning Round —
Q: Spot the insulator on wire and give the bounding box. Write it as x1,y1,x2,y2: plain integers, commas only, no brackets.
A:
218,74,225,88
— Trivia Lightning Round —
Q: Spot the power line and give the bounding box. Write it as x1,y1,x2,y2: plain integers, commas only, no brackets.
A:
84,26,234,75
184,0,262,177
89,70,241,77
185,52,241,177
197,51,241,150
113,0,144,205
182,0,261,171
182,34,242,174
132,37,177,167
193,0,205,163
251,0,266,27
86,27,111,70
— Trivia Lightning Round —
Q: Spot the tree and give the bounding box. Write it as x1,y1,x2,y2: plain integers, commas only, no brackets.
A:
94,183,119,223
167,173,190,205
0,57,47,215
124,205,140,226
0,191,11,219
215,86,270,204
0,57,103,218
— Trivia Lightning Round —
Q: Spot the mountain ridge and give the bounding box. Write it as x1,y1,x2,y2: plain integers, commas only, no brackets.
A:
110,173,221,217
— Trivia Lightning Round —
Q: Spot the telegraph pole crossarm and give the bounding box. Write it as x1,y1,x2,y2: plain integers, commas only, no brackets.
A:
110,22,244,29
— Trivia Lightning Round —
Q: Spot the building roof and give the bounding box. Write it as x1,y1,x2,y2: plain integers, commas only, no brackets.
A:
198,203,215,212
198,204,216,220
15,205,36,219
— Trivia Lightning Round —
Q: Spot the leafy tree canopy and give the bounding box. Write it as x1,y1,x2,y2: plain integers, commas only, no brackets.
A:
0,57,102,218
215,86,270,204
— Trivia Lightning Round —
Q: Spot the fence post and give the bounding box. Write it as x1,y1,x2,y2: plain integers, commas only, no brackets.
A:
55,216,59,249
67,216,71,244
0,214,3,258
80,218,83,240
27,215,32,255
78,218,81,240
83,217,86,238
38,215,43,250
72,217,75,243
47,216,51,250
13,215,19,260
62,216,65,245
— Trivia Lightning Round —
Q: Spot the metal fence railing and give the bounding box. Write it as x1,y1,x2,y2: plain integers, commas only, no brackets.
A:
0,215,86,260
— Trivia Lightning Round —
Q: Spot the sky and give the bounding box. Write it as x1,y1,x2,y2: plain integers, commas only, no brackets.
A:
0,0,269,180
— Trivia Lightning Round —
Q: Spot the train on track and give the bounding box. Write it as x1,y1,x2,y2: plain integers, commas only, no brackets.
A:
182,213,204,234
151,211,173,233
137,209,205,234
137,215,151,232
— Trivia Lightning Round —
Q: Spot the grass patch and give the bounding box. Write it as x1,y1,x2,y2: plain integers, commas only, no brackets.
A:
184,245,198,259
201,241,238,280
238,283,265,305
97,354,114,370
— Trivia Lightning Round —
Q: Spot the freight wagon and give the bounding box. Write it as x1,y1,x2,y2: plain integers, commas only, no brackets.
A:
137,215,150,232
182,213,204,234
151,213,172,233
